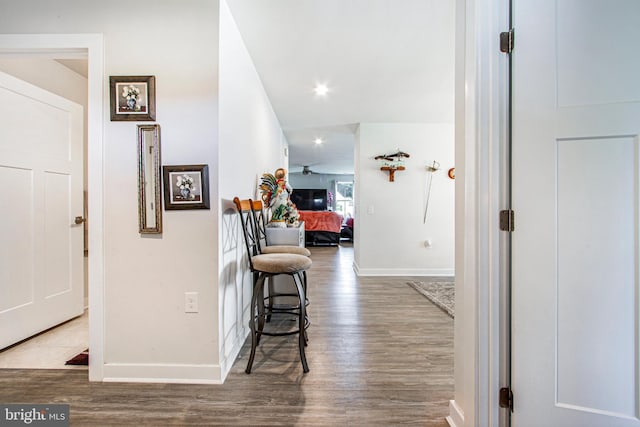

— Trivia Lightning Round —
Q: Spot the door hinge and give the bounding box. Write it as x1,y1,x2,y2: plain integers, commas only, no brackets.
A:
500,29,514,53
499,387,514,411
499,210,515,232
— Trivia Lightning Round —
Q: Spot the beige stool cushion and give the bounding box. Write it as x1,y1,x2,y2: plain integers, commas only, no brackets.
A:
261,245,311,257
252,253,312,274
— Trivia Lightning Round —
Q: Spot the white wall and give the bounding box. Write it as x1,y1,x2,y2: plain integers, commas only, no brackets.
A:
217,0,287,379
0,0,221,383
354,123,454,276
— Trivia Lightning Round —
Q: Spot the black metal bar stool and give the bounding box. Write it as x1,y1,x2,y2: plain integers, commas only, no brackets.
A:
249,199,310,322
233,197,312,374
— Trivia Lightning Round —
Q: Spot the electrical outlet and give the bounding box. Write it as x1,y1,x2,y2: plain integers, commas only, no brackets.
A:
185,292,198,313
424,239,432,248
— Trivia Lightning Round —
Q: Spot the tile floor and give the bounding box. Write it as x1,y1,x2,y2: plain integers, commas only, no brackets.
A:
0,311,88,370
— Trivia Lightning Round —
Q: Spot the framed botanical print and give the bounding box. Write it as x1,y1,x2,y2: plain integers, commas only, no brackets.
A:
162,165,210,210
109,75,156,121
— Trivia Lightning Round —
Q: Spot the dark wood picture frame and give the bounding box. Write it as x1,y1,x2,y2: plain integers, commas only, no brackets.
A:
109,75,156,121
163,165,210,210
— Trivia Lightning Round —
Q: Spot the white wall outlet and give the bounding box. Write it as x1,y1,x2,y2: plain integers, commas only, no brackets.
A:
424,239,432,248
367,205,375,215
185,292,198,313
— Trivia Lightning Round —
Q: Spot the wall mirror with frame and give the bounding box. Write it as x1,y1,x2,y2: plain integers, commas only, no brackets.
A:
137,124,162,234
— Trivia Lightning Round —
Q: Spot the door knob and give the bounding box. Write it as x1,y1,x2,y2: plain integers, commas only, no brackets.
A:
74,216,86,225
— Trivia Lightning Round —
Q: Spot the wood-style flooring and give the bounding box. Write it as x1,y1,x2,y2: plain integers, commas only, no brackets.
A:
0,244,453,426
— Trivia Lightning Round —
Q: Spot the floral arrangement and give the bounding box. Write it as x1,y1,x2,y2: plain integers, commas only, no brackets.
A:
176,174,196,200
121,85,141,111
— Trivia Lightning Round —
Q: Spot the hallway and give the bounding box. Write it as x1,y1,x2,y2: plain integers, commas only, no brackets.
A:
0,244,453,426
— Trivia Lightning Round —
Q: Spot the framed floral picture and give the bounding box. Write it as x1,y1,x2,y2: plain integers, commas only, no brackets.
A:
162,165,210,210
109,75,156,121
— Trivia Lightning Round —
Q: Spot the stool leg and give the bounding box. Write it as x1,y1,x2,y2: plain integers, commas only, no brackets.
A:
303,270,308,295
246,274,265,374
266,276,274,323
293,272,309,373
256,276,267,345
302,271,309,346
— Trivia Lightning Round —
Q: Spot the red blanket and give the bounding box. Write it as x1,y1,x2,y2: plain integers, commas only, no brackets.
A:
299,211,343,233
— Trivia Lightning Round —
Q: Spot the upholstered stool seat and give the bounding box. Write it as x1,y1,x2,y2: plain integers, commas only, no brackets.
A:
260,245,311,257
252,253,312,273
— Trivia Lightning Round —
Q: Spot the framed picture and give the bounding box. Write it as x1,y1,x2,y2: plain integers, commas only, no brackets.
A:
163,165,210,210
109,75,156,121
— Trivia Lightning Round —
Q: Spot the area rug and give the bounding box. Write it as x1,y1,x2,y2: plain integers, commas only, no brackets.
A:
65,349,89,366
407,281,455,318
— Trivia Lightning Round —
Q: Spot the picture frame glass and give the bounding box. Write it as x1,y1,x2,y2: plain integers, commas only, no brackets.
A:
168,171,204,205
115,82,149,115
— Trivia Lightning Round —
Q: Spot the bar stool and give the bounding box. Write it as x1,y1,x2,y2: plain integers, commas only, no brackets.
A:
250,199,310,322
233,197,311,374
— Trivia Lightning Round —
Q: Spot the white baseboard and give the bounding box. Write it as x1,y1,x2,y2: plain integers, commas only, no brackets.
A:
219,327,249,382
353,262,454,277
102,362,222,385
446,399,464,427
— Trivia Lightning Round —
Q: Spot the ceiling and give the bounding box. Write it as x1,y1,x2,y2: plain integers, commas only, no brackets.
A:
55,59,88,78
226,0,455,174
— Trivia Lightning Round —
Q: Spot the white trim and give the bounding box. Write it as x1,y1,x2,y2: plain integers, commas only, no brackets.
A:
219,328,248,381
0,49,88,60
446,399,465,427
0,33,105,382
454,0,508,425
103,363,222,385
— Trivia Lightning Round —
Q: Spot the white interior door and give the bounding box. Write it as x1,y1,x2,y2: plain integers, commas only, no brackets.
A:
0,70,84,349
512,1,640,425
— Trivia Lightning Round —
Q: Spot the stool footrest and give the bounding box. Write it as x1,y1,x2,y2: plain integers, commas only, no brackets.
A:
251,316,310,337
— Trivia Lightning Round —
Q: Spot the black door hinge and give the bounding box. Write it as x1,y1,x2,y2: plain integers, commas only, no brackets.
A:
499,210,515,232
499,387,513,411
500,29,514,53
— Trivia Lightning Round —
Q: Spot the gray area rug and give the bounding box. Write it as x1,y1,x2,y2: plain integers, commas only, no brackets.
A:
407,281,455,318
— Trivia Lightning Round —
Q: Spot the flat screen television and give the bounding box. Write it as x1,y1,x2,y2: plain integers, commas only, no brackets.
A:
290,188,328,211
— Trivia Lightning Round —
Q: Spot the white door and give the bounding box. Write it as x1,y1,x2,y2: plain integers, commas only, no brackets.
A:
0,70,84,349
512,0,640,425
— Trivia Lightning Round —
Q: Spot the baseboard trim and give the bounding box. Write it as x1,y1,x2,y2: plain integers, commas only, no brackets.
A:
446,399,464,427
219,327,249,382
102,362,222,385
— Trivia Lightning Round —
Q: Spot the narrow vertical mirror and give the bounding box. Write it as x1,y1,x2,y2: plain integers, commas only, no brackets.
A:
138,124,162,234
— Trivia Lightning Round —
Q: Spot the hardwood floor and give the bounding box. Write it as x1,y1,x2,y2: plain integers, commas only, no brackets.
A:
0,244,453,426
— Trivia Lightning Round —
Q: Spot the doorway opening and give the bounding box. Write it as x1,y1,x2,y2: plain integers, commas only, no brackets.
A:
0,34,105,381
0,53,88,369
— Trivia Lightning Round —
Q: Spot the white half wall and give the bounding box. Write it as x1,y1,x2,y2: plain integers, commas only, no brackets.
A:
0,1,221,383
354,123,454,276
218,0,288,380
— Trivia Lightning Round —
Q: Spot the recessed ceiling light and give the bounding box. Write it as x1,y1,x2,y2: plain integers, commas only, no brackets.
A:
314,84,329,96
314,138,323,145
